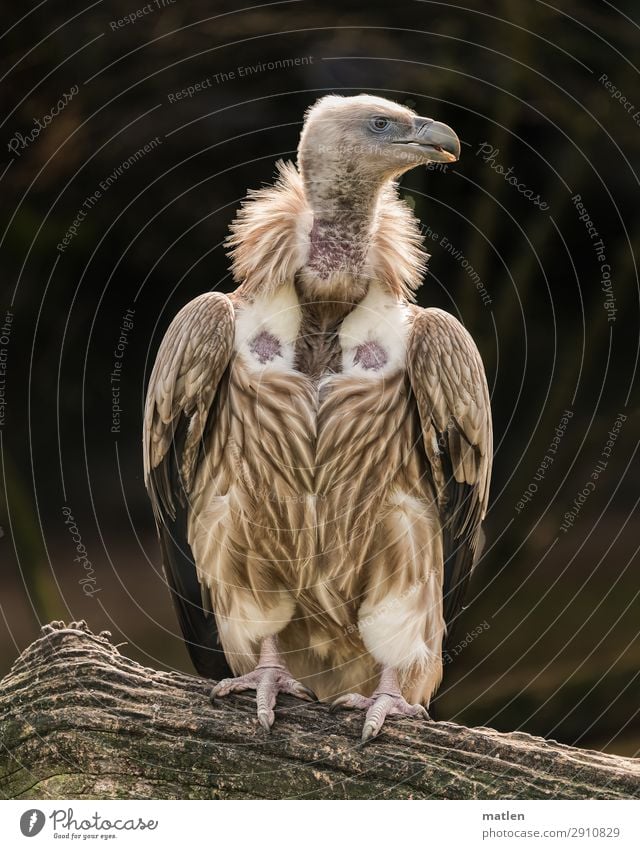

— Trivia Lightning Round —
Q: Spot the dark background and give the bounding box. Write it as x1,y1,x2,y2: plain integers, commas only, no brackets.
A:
1,0,638,756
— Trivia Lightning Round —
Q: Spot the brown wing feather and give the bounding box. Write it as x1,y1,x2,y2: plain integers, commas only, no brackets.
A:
407,307,492,632
143,292,235,520
143,291,235,679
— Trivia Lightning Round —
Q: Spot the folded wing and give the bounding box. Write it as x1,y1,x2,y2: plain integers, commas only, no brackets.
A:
143,292,235,678
407,307,492,636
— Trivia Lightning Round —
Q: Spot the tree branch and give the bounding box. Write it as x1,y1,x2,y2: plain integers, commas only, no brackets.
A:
1,621,638,800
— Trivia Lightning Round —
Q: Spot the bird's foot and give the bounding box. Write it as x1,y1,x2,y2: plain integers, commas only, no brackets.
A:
211,663,316,731
330,690,429,743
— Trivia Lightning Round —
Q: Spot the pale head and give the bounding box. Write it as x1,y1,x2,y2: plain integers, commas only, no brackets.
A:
298,94,460,205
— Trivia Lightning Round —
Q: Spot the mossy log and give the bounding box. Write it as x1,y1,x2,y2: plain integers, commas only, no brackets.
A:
1,621,638,800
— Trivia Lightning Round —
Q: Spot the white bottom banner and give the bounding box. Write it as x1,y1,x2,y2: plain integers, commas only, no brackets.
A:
0,799,638,848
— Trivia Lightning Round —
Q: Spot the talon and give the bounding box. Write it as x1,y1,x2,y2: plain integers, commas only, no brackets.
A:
361,720,379,744
211,637,314,731
210,680,227,699
210,677,245,700
291,682,317,702
330,693,371,712
258,708,275,731
333,669,430,741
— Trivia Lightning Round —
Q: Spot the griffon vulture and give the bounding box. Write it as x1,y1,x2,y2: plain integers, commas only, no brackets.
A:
144,94,492,742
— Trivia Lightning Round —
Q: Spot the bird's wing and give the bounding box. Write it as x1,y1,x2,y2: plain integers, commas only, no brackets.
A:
406,307,492,637
143,292,235,679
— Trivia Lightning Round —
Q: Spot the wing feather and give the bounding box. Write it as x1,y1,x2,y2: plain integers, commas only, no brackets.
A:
143,292,235,679
144,292,235,519
407,307,492,635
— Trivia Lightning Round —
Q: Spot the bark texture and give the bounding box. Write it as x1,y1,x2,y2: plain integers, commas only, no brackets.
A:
1,621,638,800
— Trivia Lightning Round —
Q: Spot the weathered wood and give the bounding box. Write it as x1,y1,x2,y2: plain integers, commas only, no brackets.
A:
0,621,638,800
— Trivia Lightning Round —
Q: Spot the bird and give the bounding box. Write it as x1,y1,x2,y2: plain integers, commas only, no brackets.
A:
143,94,492,743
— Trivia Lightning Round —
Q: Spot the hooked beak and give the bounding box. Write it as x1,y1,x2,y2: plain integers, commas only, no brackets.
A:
394,116,461,163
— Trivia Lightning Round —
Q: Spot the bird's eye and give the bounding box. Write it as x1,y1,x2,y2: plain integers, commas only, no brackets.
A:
370,116,391,133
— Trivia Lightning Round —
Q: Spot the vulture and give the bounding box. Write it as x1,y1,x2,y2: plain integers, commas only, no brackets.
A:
143,94,492,742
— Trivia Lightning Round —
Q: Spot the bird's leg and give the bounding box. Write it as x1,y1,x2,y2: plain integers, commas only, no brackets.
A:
330,666,429,743
210,635,316,731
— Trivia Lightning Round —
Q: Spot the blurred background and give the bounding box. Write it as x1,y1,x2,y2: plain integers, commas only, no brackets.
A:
1,0,638,757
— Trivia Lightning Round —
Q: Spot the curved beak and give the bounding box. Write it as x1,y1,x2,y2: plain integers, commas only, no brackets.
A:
395,117,461,163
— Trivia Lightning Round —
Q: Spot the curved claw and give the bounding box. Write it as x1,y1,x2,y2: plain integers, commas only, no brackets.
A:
416,704,430,721
257,707,275,732
361,719,380,744
210,676,254,700
329,693,373,713
361,701,428,743
288,681,318,702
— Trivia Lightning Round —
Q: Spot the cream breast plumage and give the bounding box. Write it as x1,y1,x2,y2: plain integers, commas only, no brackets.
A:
143,94,492,742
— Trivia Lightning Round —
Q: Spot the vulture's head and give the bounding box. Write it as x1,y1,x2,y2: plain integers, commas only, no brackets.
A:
228,93,461,298
298,94,460,204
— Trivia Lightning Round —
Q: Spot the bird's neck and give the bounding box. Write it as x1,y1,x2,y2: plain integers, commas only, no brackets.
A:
227,160,424,304
300,169,385,301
